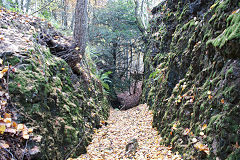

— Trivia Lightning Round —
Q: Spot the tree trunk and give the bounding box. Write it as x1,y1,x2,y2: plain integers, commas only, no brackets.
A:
134,0,150,35
61,0,68,29
125,44,129,80
51,9,57,21
129,44,133,95
25,0,31,13
70,10,75,30
39,33,81,74
15,0,19,8
112,41,118,76
74,0,88,55
134,0,144,33
20,0,24,10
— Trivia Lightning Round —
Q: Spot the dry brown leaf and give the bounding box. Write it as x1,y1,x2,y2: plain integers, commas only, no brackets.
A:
1,68,8,73
192,138,198,143
17,124,24,131
12,121,18,128
1,100,7,106
183,128,190,135
199,132,204,136
3,118,11,123
201,124,207,130
221,99,224,104
28,128,34,133
208,95,213,99
232,9,240,14
0,72,4,78
0,142,9,148
5,128,16,134
0,125,6,134
194,142,210,155
23,134,30,139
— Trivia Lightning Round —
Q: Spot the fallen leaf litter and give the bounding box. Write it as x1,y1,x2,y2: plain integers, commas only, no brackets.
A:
71,104,182,160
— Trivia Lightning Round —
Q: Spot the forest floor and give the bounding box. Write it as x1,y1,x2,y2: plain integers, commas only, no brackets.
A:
0,7,71,54
70,104,182,160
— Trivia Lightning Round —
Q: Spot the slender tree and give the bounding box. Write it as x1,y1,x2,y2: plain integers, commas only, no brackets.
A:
134,0,149,36
25,0,31,13
74,0,88,55
20,0,24,10
70,10,75,29
62,0,68,28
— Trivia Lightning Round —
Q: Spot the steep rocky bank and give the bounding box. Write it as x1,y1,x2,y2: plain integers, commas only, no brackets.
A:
0,8,110,159
143,0,239,159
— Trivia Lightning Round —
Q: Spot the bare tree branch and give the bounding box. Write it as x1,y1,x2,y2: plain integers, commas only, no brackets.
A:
30,0,54,15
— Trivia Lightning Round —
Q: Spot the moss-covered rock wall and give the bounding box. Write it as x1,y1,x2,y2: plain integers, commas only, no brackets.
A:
143,0,240,159
2,45,109,159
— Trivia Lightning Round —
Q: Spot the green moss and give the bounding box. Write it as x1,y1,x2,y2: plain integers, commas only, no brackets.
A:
203,31,211,42
207,13,240,48
223,104,229,111
171,135,179,144
226,149,240,160
217,0,230,10
182,20,191,30
64,125,78,144
200,103,205,111
189,20,197,29
226,67,233,77
207,137,213,143
7,43,110,159
143,0,239,159
223,86,234,98
194,125,200,135
208,114,223,131
6,56,21,66
178,6,188,21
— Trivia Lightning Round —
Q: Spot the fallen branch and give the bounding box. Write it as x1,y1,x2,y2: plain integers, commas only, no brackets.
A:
21,140,28,160
0,146,17,160
64,137,84,160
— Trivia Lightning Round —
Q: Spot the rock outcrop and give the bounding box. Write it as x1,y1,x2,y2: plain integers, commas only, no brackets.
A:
0,8,110,159
143,0,240,159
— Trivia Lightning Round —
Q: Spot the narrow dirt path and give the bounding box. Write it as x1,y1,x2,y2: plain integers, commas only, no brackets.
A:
72,104,182,159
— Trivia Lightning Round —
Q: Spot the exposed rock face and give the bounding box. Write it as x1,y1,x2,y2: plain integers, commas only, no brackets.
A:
4,49,110,159
0,10,110,159
143,0,240,159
